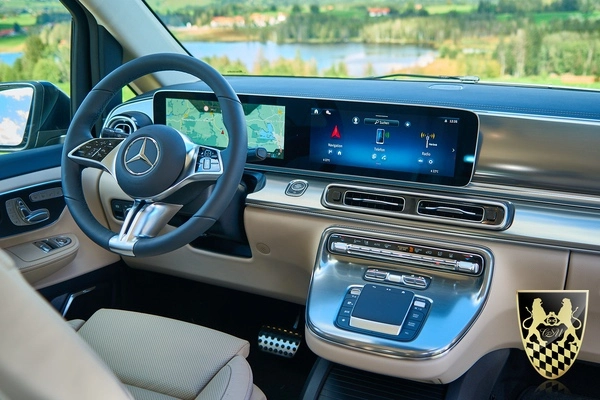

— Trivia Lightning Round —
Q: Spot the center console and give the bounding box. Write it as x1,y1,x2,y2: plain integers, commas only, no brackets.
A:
306,227,493,359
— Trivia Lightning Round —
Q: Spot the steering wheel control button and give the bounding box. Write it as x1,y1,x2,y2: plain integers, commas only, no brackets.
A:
115,125,186,199
196,147,222,173
285,180,308,197
336,286,431,342
72,138,123,162
111,199,134,221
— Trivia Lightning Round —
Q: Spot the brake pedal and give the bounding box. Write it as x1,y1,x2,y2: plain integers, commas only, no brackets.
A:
258,325,302,358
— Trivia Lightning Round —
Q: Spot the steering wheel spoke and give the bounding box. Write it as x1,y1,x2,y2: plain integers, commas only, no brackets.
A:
68,137,124,174
109,200,183,256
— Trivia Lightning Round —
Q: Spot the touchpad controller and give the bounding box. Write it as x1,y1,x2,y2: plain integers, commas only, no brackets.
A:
336,284,430,341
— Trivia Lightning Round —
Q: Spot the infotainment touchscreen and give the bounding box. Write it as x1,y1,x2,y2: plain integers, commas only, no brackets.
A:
153,91,479,187
309,107,464,179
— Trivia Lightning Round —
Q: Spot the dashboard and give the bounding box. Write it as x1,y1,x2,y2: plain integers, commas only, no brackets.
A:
100,76,600,384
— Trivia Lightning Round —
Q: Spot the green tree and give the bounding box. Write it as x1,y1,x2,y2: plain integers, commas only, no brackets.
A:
21,35,47,77
525,27,544,76
323,62,348,78
0,63,19,82
32,59,62,82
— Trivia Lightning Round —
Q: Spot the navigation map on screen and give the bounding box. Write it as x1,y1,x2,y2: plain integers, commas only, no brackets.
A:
165,99,285,159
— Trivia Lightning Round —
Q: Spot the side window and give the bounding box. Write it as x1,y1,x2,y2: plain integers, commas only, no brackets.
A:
0,1,71,152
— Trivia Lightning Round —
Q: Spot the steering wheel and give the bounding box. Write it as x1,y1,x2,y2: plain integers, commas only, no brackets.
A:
61,53,247,257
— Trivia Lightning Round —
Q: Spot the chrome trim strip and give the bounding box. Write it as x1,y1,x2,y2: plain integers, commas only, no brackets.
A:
246,174,600,251
61,286,96,317
0,180,63,198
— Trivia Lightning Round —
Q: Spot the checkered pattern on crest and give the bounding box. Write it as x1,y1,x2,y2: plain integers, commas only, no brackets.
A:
525,341,579,380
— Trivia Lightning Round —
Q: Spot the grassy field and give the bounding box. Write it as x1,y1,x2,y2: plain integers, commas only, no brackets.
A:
0,35,26,52
426,4,476,14
0,0,65,12
0,14,37,29
145,0,213,14
0,14,37,51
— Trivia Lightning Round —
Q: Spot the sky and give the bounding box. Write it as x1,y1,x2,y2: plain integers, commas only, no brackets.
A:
0,86,33,146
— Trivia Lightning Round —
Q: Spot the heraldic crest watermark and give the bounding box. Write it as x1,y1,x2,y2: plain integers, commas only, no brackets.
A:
517,290,588,379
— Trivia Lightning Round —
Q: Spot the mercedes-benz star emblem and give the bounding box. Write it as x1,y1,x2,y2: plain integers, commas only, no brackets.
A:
124,137,160,176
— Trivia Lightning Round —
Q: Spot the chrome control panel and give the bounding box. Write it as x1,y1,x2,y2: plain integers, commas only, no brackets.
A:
328,233,484,275
306,227,493,358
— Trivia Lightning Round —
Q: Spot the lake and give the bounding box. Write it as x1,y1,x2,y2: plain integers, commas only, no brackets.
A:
0,52,21,66
183,42,436,77
0,42,437,77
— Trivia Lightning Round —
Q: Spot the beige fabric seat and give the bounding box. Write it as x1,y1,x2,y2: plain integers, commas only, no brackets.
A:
0,248,265,400
73,309,265,400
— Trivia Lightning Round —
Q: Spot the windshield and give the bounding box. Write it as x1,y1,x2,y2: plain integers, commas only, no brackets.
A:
0,1,598,90
144,0,600,89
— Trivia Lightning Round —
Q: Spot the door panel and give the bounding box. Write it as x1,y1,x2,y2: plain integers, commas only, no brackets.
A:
0,149,119,289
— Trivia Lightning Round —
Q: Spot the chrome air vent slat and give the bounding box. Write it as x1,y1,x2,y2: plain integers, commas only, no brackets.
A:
343,191,405,212
417,200,485,222
102,112,153,138
106,115,137,135
323,184,511,230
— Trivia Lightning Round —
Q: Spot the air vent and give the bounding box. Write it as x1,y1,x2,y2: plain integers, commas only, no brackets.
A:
417,200,484,222
103,112,152,138
323,184,511,230
107,116,137,135
344,191,405,212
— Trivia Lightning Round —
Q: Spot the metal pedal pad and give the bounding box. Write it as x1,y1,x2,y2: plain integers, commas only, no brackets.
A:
258,325,302,358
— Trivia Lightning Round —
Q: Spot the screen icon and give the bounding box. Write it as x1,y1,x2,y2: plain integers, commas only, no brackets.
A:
376,128,385,144
331,125,341,139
